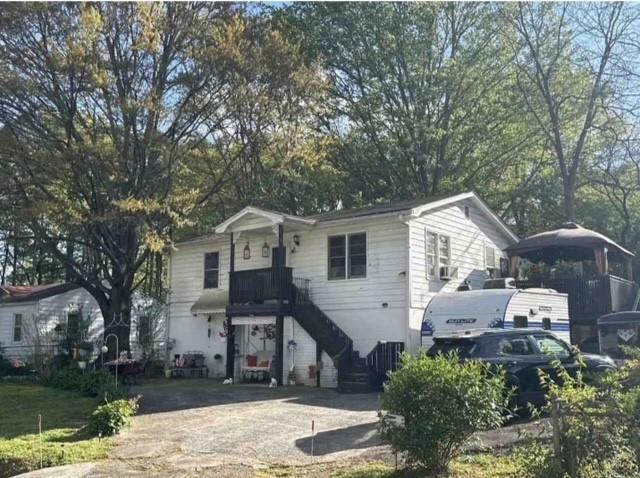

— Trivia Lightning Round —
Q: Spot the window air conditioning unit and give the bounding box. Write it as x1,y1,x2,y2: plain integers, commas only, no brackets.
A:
439,266,452,281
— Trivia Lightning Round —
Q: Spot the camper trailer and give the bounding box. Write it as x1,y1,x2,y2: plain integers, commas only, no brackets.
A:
421,288,570,349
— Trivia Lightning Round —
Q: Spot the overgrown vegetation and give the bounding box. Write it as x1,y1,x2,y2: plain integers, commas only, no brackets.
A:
0,383,112,478
515,349,640,478
379,353,507,474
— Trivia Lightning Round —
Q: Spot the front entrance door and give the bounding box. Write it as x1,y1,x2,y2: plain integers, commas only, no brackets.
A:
272,246,286,268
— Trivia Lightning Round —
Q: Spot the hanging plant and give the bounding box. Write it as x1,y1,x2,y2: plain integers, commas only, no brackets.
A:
263,324,276,340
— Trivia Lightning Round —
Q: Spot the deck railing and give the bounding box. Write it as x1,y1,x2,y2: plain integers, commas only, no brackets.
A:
229,267,294,304
515,274,638,318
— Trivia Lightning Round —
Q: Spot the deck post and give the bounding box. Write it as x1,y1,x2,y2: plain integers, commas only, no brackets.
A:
226,233,235,379
275,225,285,385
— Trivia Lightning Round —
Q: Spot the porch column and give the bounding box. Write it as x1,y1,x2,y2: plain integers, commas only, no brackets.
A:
226,233,235,379
275,224,284,385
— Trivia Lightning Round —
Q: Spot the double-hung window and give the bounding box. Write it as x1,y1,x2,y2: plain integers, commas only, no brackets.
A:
13,314,22,342
204,252,220,289
485,245,496,269
426,231,451,278
328,233,367,280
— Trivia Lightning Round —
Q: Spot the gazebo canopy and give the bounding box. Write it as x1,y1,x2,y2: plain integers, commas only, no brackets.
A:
505,222,634,279
505,222,633,260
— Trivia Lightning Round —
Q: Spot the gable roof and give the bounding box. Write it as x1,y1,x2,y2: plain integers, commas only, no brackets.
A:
178,191,518,246
0,283,80,304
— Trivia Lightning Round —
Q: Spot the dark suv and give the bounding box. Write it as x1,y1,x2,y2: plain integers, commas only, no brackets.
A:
427,329,616,408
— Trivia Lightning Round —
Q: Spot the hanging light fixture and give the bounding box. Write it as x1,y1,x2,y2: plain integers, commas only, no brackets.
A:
262,242,270,258
243,241,251,260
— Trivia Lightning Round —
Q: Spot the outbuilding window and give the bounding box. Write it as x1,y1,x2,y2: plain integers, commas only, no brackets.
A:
328,233,367,280
204,252,220,289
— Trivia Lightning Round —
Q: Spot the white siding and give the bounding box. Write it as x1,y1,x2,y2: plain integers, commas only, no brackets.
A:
0,287,102,360
169,216,410,374
408,200,513,352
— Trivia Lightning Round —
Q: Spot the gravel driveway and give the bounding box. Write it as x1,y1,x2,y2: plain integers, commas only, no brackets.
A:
112,379,386,471
17,379,549,477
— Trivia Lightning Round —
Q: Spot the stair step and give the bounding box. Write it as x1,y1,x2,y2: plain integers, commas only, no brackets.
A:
343,372,369,380
338,381,372,393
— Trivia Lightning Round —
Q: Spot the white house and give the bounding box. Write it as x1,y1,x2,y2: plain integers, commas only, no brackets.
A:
167,191,518,391
0,283,103,360
0,283,163,363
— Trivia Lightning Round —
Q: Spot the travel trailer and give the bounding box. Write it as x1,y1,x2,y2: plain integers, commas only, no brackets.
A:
420,288,570,349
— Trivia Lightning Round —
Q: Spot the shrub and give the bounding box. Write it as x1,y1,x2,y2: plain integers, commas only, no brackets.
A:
515,361,640,478
88,397,139,436
48,367,115,398
379,352,507,473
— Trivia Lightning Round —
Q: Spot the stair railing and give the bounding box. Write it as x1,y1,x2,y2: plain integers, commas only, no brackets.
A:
366,341,405,391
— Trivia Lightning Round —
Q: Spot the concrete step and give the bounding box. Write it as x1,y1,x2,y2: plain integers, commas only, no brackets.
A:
338,381,372,393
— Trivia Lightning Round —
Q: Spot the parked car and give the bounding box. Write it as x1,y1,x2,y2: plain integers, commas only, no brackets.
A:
426,329,616,409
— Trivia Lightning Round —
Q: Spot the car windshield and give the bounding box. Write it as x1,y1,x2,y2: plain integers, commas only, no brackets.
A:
428,340,477,358
533,335,571,359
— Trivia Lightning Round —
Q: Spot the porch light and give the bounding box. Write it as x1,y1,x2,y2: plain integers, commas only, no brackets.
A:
243,242,251,260
293,234,300,246
262,242,269,258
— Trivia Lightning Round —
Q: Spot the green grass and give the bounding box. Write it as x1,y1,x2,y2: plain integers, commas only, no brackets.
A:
0,383,112,478
259,454,517,477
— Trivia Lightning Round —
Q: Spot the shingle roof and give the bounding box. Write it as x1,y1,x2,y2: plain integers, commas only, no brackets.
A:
306,194,457,222
0,283,80,304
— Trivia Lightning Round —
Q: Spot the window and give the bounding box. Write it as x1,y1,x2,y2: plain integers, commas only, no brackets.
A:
464,205,470,219
426,232,437,277
204,252,220,289
426,231,451,278
328,233,367,280
533,335,571,359
13,314,22,342
348,233,367,278
513,315,528,328
498,337,534,356
542,318,552,330
485,245,496,269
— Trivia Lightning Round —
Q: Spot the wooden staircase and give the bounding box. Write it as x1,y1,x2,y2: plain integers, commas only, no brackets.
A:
291,284,361,391
291,284,404,393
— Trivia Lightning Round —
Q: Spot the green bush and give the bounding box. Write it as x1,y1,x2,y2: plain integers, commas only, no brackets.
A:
515,361,640,478
379,352,507,473
48,367,115,398
88,397,139,436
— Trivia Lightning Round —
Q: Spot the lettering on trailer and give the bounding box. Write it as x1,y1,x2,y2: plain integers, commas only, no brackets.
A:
538,306,553,312
445,318,477,324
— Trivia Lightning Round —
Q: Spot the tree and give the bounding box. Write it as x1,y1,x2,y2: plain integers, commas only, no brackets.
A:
504,2,636,221
284,2,537,206
0,3,237,356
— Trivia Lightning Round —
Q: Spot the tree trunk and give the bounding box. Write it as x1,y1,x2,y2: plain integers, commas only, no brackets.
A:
563,177,577,222
100,286,133,361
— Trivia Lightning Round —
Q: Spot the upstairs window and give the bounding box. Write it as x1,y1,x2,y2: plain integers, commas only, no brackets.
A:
328,233,367,280
13,314,23,342
204,252,220,289
485,245,496,269
426,231,451,278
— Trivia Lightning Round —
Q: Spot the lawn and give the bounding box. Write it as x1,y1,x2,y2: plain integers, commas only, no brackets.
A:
259,454,518,477
0,382,112,478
